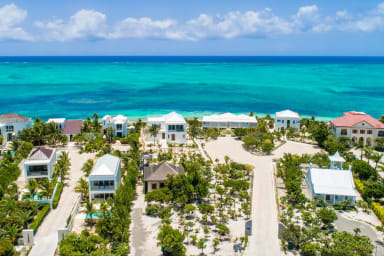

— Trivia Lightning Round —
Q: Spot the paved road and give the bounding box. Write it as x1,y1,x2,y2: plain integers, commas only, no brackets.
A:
335,213,384,255
205,137,321,256
29,146,93,256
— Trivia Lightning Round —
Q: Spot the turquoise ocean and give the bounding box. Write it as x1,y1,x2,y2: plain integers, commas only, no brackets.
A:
0,56,383,121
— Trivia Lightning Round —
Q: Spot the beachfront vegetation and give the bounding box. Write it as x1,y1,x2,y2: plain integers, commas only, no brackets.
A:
19,118,68,146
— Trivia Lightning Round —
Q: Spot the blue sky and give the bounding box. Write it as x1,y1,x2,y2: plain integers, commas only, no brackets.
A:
0,0,384,55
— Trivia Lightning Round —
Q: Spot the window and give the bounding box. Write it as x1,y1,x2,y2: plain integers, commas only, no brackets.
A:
352,129,357,134
160,183,165,188
277,120,281,123
116,124,122,130
5,125,14,132
282,120,284,124
367,130,372,135
297,120,300,124
325,194,331,201
379,131,384,137
360,130,365,134
168,124,184,131
341,129,347,136
151,183,157,190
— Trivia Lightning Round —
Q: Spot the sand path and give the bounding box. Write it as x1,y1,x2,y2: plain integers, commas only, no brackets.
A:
205,136,321,256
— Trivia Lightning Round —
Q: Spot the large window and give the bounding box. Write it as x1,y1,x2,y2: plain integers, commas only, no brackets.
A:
28,165,48,175
341,129,347,136
360,130,365,134
325,194,331,201
367,130,372,135
379,131,384,137
352,129,357,134
91,180,115,189
116,124,122,130
5,125,14,132
168,125,184,131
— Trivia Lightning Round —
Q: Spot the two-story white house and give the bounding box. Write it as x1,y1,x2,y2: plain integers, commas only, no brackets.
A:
102,115,128,138
0,113,32,142
88,154,121,201
24,147,56,180
275,110,300,132
329,111,384,147
306,151,356,205
202,113,257,129
147,112,187,144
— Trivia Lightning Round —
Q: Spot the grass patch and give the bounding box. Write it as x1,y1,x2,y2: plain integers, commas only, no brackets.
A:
52,182,64,209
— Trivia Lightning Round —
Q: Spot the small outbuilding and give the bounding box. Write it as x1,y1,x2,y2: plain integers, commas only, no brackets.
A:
24,147,56,180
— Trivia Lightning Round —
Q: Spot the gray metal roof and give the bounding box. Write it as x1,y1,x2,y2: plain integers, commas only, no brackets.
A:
90,154,121,176
144,162,184,182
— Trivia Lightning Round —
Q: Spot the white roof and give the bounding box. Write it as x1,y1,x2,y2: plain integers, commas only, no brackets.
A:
102,114,128,123
147,112,186,124
202,113,257,123
329,151,345,163
90,154,120,176
308,168,356,197
47,118,66,123
276,110,300,119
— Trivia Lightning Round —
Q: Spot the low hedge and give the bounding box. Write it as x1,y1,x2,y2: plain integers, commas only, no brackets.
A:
30,204,50,232
52,182,64,209
372,202,384,225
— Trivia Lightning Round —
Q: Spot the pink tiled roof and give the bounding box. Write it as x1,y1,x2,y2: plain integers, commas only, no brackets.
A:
62,120,83,135
330,111,384,128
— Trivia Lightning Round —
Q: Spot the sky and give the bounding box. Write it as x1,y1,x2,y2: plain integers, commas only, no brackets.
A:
0,0,384,56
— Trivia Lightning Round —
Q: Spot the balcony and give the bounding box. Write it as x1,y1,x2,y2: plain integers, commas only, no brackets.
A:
90,185,115,191
27,171,48,177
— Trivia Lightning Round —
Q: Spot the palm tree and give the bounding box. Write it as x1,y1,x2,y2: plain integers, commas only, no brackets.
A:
75,178,89,201
148,124,160,144
371,152,384,170
25,179,38,200
16,210,33,229
6,224,21,244
92,113,101,132
83,200,96,225
10,140,21,152
55,151,71,182
38,178,54,199
364,147,373,163
81,159,94,177
355,141,365,160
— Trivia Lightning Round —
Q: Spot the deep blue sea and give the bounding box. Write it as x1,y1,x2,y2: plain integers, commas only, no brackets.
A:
0,56,383,120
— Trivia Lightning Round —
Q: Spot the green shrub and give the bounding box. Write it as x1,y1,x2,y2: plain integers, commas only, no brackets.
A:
146,204,160,216
52,182,64,209
29,204,50,232
372,202,384,225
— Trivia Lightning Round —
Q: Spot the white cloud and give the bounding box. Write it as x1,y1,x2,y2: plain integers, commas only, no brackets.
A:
35,9,107,41
3,2,384,42
0,4,31,40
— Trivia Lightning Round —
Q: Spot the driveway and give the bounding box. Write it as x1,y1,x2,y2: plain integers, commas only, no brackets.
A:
205,137,321,256
29,145,94,256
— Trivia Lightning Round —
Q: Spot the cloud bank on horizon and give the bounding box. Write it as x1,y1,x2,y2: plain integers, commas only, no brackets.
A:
1,2,384,42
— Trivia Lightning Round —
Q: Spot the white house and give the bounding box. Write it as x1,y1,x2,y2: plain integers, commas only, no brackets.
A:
47,118,66,130
147,112,187,144
0,113,32,142
275,110,300,132
330,111,384,147
24,147,56,180
306,152,356,205
202,113,257,129
102,115,128,137
89,154,121,201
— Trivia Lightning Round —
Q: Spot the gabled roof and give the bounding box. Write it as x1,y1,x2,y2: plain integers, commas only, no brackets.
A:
102,114,128,123
0,113,30,123
47,118,66,124
28,147,55,161
329,151,345,163
90,154,120,176
62,120,83,135
202,113,257,123
276,110,300,119
308,168,356,196
147,112,186,124
330,111,384,129
144,162,184,182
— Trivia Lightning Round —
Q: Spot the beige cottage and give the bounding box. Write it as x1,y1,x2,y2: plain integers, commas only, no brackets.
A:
144,162,184,193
